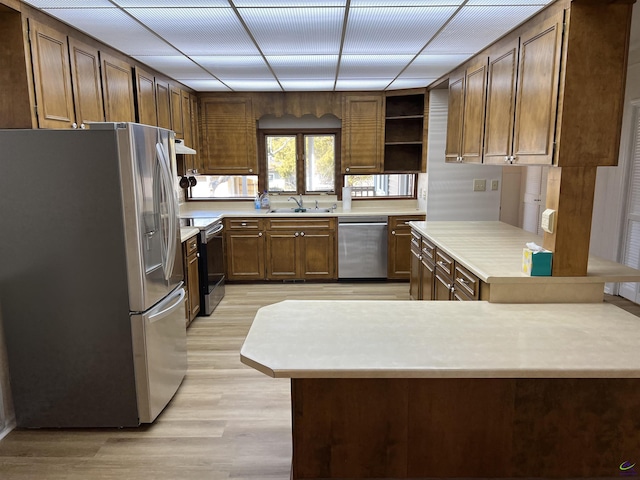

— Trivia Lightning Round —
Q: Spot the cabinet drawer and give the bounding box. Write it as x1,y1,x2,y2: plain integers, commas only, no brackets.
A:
185,235,198,256
389,215,424,231
435,249,454,278
421,237,436,264
410,231,421,254
267,218,335,231
226,218,262,230
454,263,480,300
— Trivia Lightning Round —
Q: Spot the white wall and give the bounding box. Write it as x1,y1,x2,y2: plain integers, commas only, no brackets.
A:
426,89,502,221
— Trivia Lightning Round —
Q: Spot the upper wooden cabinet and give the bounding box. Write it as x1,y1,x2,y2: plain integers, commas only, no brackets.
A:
181,90,193,148
28,19,75,128
155,79,171,130
384,92,426,172
170,84,183,139
100,52,135,123
68,37,104,127
199,96,258,175
341,94,384,174
134,66,157,126
445,60,487,164
448,0,632,167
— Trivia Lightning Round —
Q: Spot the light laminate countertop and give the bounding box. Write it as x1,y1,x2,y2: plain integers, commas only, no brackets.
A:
180,227,199,243
410,221,640,284
240,300,640,379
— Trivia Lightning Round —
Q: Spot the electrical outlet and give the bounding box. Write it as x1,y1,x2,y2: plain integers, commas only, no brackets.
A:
473,179,486,192
491,179,499,191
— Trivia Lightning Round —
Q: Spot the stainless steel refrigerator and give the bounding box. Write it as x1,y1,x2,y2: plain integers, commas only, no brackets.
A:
0,123,188,428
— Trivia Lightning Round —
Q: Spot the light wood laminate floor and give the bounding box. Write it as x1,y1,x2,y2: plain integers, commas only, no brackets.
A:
0,282,409,480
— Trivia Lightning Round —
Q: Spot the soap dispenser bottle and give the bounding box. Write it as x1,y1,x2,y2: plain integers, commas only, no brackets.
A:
260,191,270,209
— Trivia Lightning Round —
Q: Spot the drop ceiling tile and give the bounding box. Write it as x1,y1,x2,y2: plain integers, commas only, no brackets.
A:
351,0,462,5
223,79,283,91
335,78,394,91
279,79,336,91
234,0,345,5
114,0,228,6
343,6,459,55
423,5,544,54
125,7,260,55
237,7,344,55
267,55,338,80
387,78,434,90
400,53,471,78
23,0,112,6
41,8,178,56
190,56,275,80
176,79,231,92
466,0,551,4
339,55,414,79
133,56,213,79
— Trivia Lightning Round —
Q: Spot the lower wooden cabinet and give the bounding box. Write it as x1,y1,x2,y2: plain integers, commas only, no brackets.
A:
183,234,200,326
224,218,265,281
410,228,485,301
388,215,425,280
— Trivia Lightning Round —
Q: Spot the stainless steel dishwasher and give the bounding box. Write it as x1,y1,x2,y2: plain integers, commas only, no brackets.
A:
338,216,388,279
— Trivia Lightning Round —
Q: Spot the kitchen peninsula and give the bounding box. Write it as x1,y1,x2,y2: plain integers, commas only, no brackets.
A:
241,300,640,479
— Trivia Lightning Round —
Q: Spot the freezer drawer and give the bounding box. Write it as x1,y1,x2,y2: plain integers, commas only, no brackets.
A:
131,285,188,423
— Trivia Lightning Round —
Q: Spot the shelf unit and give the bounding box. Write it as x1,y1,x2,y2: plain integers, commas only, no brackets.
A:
384,93,425,172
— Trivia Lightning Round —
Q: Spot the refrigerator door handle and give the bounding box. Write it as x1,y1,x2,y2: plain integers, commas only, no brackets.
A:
155,142,178,281
148,287,186,324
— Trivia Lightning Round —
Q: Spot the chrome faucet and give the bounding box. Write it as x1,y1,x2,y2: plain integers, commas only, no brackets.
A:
288,195,303,209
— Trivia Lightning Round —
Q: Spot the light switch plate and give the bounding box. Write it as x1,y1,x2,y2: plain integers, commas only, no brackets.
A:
491,179,499,191
541,209,556,234
473,179,486,192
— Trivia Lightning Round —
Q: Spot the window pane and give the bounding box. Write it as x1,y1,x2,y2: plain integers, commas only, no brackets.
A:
305,134,335,193
344,174,416,198
266,135,297,193
189,175,258,199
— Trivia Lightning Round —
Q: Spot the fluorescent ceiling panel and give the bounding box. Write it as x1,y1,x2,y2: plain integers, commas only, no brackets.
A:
234,0,345,5
41,8,177,56
191,56,274,80
424,5,544,54
23,0,112,6
114,0,229,6
387,78,434,90
400,53,471,78
177,79,231,92
335,78,393,91
133,56,213,79
238,7,344,55
338,55,414,79
343,6,459,55
351,0,462,5
223,79,283,91
279,79,336,91
466,0,551,5
267,55,338,80
125,7,260,55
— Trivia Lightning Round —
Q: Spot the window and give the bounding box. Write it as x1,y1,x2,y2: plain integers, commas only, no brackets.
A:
344,174,415,198
189,175,258,199
262,129,338,195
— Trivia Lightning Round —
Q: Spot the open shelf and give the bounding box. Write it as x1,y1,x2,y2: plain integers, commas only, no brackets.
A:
384,93,425,172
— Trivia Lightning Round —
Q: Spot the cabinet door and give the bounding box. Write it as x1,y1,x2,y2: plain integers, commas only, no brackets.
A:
200,97,258,175
420,257,435,301
181,90,193,148
483,43,519,165
301,231,335,280
155,79,171,130
266,232,299,280
68,37,104,126
434,269,453,300
445,72,464,162
100,52,135,122
460,60,487,163
134,66,157,126
341,95,384,173
28,19,75,128
170,85,183,139
409,241,422,300
186,251,200,320
512,11,564,165
388,216,423,280
225,232,265,281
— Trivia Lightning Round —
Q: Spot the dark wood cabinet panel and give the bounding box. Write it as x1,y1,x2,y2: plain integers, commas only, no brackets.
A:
170,84,183,139
100,52,135,122
225,231,265,281
134,66,156,126
341,95,384,174
155,79,171,130
68,37,104,126
388,215,424,280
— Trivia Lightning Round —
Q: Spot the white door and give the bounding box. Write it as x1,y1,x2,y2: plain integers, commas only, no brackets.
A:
520,166,548,235
619,105,640,302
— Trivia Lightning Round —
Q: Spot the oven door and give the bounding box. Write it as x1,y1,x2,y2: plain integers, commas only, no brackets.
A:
200,222,225,315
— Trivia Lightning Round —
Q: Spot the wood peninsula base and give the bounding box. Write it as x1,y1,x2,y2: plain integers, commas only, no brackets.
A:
291,377,640,479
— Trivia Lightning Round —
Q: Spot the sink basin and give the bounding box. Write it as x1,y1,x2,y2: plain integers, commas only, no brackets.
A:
269,207,332,214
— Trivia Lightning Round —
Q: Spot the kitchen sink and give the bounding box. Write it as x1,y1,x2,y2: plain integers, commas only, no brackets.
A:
269,207,333,214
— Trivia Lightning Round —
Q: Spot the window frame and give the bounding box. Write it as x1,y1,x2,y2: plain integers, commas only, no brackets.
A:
258,128,342,196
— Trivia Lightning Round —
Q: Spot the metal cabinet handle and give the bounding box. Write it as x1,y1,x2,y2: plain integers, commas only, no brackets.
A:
295,232,299,237
72,122,78,129
248,168,253,173
437,261,447,268
258,232,263,237
300,232,305,237
391,230,396,235
456,277,469,285
241,222,247,226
